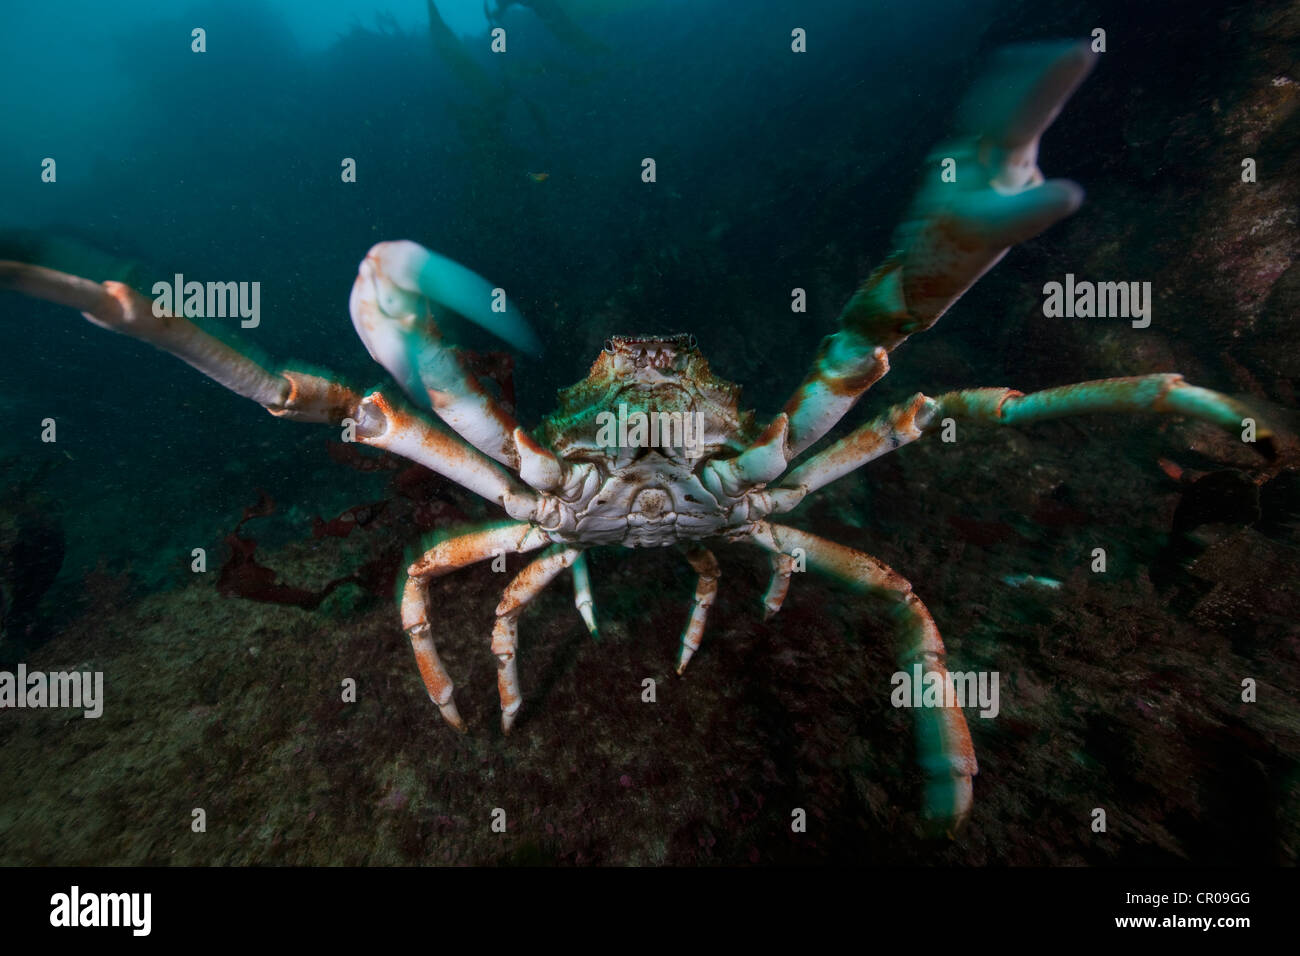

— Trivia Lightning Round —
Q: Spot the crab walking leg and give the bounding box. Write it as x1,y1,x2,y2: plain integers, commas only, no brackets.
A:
765,376,1266,509
401,575,469,732
0,262,291,409
0,261,542,516
777,42,1097,457
0,262,370,425
493,547,581,732
761,551,794,621
676,545,721,675
748,522,978,830
930,375,1267,434
403,522,552,730
407,522,553,583
350,240,537,468
572,551,599,638
775,393,938,502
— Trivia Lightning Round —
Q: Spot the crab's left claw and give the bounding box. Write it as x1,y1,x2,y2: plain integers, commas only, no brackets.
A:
776,42,1098,459
889,40,1097,324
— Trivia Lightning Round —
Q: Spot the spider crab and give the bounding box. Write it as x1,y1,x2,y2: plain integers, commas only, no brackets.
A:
0,42,1265,830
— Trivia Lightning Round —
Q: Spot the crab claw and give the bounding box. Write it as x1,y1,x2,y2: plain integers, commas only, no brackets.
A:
513,427,599,502
890,41,1097,326
350,240,543,467
783,42,1097,459
700,414,791,500
514,426,566,493
350,240,542,398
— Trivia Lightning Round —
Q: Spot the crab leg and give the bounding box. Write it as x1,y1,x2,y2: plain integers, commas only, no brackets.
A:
761,551,794,620
350,240,539,469
747,522,977,832
776,41,1097,458
0,262,292,409
676,544,721,675
769,375,1265,505
572,551,599,638
403,522,552,730
930,376,1264,433
0,260,540,518
401,576,469,732
775,394,936,501
493,546,581,732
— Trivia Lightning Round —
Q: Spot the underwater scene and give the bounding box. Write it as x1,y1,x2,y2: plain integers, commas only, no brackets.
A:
0,0,1296,868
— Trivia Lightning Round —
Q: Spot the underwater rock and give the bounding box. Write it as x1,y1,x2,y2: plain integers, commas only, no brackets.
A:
1258,467,1300,535
1015,0,1299,414
1171,469,1261,534
1187,526,1300,650
0,458,66,660
0,510,66,659
1250,259,1300,404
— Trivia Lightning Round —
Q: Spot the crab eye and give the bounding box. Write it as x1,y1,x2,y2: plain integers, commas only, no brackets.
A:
603,339,615,353
687,334,697,350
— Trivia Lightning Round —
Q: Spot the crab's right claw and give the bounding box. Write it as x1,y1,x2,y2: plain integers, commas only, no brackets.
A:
349,239,542,396
349,240,540,468
888,41,1097,329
